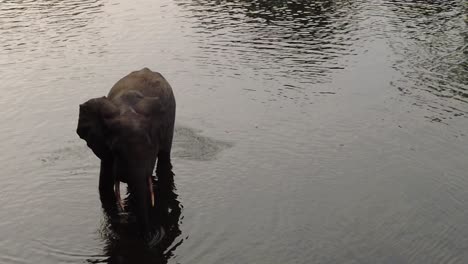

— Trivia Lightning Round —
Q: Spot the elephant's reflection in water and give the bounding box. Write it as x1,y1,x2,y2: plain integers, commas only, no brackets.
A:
91,168,183,264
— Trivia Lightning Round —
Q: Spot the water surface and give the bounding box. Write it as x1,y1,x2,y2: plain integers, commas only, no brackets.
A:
1,0,468,263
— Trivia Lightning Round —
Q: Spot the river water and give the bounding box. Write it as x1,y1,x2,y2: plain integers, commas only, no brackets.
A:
1,0,467,263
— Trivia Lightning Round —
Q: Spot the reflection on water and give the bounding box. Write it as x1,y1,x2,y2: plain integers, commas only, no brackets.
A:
91,171,183,264
177,0,468,120
176,0,364,103
384,0,468,121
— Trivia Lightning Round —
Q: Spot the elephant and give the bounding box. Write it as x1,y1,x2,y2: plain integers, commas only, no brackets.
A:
77,68,176,244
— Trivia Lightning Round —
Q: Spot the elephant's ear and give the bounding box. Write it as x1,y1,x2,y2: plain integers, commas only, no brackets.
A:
77,97,119,160
134,96,166,116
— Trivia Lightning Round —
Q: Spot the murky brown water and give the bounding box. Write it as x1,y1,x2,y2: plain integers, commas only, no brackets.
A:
1,0,468,263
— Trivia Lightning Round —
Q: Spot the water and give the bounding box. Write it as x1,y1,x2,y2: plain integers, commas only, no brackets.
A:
1,0,467,263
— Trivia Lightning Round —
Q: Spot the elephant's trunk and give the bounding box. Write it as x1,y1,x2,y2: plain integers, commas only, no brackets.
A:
126,165,154,239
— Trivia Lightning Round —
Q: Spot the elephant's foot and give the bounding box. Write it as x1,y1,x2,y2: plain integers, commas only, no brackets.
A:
114,180,124,212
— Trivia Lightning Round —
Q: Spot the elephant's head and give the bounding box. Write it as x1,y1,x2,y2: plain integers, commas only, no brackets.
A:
77,95,165,242
76,97,119,160
77,95,164,157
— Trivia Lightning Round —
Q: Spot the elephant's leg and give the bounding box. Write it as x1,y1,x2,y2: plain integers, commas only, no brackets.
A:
99,159,121,218
128,175,151,241
156,151,174,199
156,118,174,173
156,151,172,172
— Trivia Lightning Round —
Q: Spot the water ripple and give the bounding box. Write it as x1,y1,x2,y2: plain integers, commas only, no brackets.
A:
176,0,368,102
0,0,106,68
382,0,468,121
2,1,468,264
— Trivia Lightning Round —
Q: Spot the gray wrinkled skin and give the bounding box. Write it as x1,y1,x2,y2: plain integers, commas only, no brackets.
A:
77,68,176,243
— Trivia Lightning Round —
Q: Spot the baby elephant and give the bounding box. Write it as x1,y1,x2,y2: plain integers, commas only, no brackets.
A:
77,68,176,244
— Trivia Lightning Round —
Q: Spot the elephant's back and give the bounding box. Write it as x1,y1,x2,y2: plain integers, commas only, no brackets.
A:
108,68,174,102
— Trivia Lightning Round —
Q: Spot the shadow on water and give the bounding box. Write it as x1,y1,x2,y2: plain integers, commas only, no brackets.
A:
88,167,183,264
